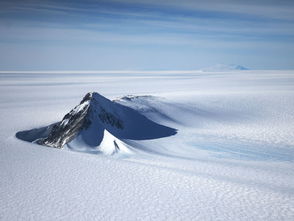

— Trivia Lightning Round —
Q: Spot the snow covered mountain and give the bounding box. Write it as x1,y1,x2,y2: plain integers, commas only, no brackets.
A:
201,64,249,72
16,92,177,155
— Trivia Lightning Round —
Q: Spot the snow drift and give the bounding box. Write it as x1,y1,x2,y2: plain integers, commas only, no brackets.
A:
16,92,177,155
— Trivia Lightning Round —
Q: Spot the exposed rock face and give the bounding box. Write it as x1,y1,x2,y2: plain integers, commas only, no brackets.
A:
25,92,177,151
37,92,126,148
36,93,91,148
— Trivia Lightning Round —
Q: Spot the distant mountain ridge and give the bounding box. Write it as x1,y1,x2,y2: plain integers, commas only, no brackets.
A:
201,64,249,72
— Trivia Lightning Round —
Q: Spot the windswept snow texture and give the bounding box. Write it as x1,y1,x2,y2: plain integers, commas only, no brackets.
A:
1,70,294,220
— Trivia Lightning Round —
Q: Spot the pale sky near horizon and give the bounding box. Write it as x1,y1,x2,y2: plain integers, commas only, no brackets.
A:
0,0,294,70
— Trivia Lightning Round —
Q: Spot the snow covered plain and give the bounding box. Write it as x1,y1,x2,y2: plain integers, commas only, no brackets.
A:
0,70,294,220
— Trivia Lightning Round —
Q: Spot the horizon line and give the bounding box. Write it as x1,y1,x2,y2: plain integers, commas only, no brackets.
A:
0,69,292,74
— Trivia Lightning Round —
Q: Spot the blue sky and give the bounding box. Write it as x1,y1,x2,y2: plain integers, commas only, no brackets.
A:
0,0,294,70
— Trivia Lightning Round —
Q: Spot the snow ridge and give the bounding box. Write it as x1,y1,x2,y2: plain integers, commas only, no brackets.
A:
17,92,177,155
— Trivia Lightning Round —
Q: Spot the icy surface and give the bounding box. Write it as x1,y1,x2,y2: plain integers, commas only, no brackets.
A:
1,70,294,220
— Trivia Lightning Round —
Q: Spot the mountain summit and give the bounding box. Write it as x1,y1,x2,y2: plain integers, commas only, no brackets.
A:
17,92,177,155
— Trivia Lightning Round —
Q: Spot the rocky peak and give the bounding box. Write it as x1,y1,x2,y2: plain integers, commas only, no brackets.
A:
19,92,177,152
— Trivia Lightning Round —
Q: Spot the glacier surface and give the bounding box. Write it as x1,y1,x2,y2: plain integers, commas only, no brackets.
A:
0,70,294,220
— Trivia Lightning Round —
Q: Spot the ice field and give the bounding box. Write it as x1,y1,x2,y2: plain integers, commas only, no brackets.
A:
0,70,294,220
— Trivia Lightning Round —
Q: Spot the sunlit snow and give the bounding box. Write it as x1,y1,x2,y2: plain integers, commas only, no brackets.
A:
0,70,294,220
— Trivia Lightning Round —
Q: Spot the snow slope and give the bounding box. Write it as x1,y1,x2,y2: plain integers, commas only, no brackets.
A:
0,70,294,220
16,92,176,155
